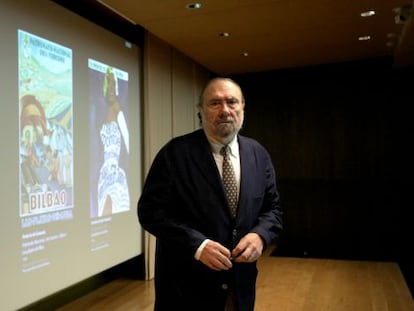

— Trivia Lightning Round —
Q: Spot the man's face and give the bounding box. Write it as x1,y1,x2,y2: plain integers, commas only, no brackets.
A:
198,79,245,144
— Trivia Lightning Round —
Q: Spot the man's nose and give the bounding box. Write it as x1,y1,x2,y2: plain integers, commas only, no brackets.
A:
219,102,231,113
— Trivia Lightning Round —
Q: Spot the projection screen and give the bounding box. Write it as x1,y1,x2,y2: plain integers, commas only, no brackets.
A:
0,1,143,310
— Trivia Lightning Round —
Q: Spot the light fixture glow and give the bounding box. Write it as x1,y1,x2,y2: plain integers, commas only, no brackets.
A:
241,52,249,57
358,35,371,41
219,32,230,37
360,10,376,17
186,3,203,10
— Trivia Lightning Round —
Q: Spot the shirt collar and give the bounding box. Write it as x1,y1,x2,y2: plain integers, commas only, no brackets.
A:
208,135,239,157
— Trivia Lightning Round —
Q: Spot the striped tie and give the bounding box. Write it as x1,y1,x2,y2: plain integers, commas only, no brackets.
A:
221,145,238,217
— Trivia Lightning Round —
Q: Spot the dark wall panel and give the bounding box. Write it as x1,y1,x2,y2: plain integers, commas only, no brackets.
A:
232,58,413,294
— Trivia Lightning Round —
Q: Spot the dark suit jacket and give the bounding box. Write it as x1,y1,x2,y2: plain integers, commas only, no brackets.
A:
138,129,282,311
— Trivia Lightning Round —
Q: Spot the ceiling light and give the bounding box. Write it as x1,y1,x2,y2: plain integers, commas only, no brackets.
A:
360,10,376,17
186,3,203,10
219,32,230,37
241,52,249,57
358,35,371,41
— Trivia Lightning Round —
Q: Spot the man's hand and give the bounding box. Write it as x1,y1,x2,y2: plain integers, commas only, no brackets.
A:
199,240,233,271
231,233,264,263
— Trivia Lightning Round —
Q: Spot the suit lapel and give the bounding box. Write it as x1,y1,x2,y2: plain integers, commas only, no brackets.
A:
191,130,238,219
190,130,225,195
238,136,253,216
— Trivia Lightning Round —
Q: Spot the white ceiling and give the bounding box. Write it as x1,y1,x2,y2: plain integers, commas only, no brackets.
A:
98,0,414,75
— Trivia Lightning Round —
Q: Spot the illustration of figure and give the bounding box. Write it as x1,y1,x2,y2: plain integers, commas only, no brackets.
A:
49,124,72,186
97,67,130,217
45,145,60,182
20,94,52,143
20,128,41,191
20,94,51,192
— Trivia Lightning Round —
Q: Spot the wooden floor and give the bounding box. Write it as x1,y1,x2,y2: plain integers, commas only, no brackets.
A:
58,253,414,311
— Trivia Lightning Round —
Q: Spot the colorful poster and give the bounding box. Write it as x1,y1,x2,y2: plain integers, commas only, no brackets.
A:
88,59,130,218
18,30,73,217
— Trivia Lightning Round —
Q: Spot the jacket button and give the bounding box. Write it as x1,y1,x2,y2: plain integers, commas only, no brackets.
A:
221,283,228,290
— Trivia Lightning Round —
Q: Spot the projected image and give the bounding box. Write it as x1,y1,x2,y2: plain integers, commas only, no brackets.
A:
89,59,130,218
18,30,74,217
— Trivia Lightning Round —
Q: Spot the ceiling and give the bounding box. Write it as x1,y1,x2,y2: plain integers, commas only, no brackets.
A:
98,0,414,75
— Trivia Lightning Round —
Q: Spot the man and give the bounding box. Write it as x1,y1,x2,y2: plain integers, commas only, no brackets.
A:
138,77,282,311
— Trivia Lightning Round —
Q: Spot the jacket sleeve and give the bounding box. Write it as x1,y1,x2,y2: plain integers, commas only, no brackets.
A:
240,139,283,249
137,143,207,256
251,148,283,248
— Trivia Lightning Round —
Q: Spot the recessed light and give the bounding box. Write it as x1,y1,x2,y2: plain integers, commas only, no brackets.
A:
358,35,371,41
186,3,203,10
219,32,230,37
360,10,376,17
241,52,249,57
